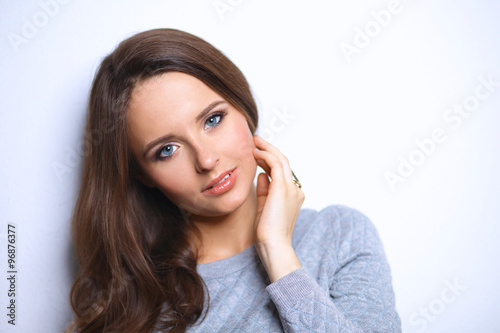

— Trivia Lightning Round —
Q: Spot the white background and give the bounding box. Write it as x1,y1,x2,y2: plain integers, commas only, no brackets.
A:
1,0,499,332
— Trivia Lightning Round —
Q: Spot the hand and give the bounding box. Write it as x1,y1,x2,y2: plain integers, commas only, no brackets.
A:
252,135,305,282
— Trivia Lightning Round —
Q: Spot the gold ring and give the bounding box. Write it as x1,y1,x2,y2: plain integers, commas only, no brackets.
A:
292,170,302,189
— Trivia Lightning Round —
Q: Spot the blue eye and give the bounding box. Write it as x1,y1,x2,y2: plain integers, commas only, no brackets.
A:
156,144,178,160
204,112,224,129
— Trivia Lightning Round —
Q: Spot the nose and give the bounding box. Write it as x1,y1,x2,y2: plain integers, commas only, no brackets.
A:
191,139,219,173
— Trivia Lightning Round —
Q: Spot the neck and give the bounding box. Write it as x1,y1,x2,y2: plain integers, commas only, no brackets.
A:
190,184,257,264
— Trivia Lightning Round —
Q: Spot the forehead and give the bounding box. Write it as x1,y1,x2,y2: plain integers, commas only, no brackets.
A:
129,72,217,117
128,72,220,133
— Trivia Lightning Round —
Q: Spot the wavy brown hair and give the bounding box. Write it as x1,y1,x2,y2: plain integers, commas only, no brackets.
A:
67,28,258,332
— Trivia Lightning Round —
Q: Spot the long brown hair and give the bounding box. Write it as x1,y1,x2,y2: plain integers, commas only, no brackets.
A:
68,28,258,332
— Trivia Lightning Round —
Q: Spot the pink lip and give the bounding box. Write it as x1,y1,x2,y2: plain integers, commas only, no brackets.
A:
202,168,237,196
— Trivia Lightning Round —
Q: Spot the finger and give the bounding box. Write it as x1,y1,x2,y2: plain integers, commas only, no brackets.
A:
256,172,270,210
253,149,286,185
254,152,271,176
255,173,269,222
253,135,283,156
254,135,294,185
254,135,293,179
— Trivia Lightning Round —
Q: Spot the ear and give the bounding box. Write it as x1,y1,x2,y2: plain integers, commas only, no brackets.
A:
135,169,156,188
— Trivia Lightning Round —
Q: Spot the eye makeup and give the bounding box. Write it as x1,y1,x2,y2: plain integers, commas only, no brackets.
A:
153,110,228,161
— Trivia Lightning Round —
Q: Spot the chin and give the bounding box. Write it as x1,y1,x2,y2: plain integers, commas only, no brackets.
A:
200,184,251,217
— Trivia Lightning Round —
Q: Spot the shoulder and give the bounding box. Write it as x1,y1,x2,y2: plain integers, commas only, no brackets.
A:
293,205,385,263
294,204,378,241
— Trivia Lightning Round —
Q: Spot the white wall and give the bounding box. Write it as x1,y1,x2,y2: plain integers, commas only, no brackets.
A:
1,0,499,332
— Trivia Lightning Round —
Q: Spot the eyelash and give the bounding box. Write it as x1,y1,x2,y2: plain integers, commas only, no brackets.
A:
153,110,227,161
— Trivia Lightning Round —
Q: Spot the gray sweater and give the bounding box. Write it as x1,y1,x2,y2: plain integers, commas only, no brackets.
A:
187,205,401,332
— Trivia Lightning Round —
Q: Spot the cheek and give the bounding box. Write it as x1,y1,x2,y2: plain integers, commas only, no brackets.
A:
221,115,256,160
153,166,196,203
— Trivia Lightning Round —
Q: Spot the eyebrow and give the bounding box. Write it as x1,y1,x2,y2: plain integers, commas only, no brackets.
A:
142,100,226,159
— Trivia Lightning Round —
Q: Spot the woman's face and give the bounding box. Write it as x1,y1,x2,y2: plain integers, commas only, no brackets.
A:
127,72,257,217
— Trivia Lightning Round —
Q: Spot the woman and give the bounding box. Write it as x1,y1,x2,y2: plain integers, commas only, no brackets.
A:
68,28,401,332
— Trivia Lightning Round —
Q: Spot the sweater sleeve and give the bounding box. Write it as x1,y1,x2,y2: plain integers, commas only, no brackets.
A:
265,206,401,332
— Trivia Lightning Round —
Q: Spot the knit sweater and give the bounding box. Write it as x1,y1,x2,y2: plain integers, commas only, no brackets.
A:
177,205,401,332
